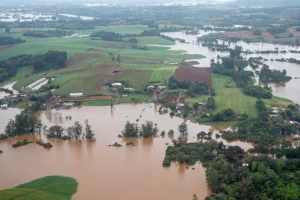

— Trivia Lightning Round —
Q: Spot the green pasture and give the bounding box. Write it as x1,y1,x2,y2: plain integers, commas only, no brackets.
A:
0,25,204,95
118,94,149,104
0,176,78,200
212,74,258,118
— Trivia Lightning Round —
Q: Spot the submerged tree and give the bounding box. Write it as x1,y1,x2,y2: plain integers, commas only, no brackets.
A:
47,125,64,138
85,120,95,140
139,121,159,138
4,112,42,137
72,121,83,139
122,121,139,137
178,122,188,136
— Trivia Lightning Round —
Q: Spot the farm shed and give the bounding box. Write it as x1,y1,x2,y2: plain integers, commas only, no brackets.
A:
112,83,122,87
24,77,47,90
174,66,212,87
70,93,83,97
124,88,134,91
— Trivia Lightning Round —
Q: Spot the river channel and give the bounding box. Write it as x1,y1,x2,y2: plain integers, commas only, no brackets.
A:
0,104,253,199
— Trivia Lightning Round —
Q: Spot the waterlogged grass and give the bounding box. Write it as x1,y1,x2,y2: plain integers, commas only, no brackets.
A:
136,36,174,45
118,94,149,104
82,100,112,106
0,176,78,200
186,95,210,104
150,67,177,83
9,66,33,82
263,96,293,109
13,72,46,91
212,74,258,118
86,25,153,35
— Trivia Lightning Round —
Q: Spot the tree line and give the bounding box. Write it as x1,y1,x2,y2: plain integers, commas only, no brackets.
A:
23,29,74,38
259,64,292,84
0,112,95,141
0,50,67,82
45,120,95,140
212,47,273,99
162,135,300,199
168,76,210,97
122,121,158,138
0,36,25,45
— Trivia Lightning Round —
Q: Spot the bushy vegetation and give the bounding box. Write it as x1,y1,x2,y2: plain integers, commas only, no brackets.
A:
90,31,123,42
47,120,95,140
163,141,244,166
122,121,158,138
259,65,292,84
212,109,248,121
252,29,262,35
23,29,74,37
168,76,209,97
1,112,42,139
36,141,53,148
0,36,25,45
205,154,300,200
267,27,286,35
222,100,299,151
12,139,32,148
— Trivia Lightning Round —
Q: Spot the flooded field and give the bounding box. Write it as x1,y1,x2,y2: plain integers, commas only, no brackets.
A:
163,31,300,104
0,104,253,200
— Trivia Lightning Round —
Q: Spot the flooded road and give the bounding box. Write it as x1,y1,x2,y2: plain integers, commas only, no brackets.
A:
0,82,18,99
163,31,300,104
0,105,253,200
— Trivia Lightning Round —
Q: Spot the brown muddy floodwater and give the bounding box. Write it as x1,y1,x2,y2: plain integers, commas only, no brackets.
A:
0,105,253,200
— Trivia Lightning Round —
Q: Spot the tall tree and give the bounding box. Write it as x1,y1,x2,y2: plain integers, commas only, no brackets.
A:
178,122,188,136
85,120,95,140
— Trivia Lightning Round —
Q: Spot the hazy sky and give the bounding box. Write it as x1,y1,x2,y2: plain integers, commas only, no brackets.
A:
0,0,235,6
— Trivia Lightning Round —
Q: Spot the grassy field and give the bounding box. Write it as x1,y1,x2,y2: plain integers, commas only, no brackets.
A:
0,176,78,200
82,100,112,106
263,96,293,109
0,26,204,95
186,95,210,104
212,74,259,118
118,94,149,104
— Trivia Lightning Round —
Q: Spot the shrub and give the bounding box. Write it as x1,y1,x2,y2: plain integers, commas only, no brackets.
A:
163,159,171,167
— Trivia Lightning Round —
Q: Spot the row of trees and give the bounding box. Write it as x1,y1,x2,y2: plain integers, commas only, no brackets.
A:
0,51,67,82
0,111,95,141
23,29,74,38
122,121,158,138
168,76,210,96
212,109,249,122
46,120,95,140
122,121,188,138
0,112,42,140
0,37,25,45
